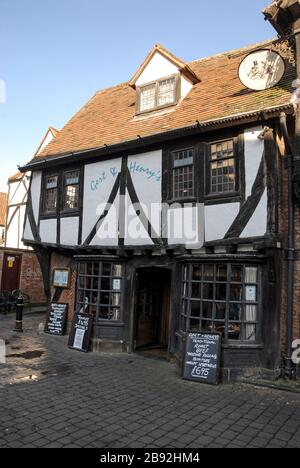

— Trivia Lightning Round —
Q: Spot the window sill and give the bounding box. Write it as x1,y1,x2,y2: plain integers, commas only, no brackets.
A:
60,210,80,218
40,210,80,220
94,320,124,327
223,343,263,350
135,101,178,117
205,193,241,206
168,197,197,205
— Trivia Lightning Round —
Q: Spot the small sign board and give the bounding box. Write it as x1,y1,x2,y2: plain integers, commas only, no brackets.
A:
45,303,68,336
68,313,94,353
183,332,222,385
52,268,71,289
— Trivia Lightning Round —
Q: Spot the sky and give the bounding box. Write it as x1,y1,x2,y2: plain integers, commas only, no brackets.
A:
0,0,275,192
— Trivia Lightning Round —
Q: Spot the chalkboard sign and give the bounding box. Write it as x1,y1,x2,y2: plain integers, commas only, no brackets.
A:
45,303,68,336
68,313,94,353
183,332,222,385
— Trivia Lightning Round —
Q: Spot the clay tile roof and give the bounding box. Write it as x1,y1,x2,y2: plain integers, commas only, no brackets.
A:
8,172,24,183
0,193,7,226
33,39,295,162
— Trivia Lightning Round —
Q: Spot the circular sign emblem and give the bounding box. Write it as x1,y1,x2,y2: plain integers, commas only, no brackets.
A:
238,49,285,91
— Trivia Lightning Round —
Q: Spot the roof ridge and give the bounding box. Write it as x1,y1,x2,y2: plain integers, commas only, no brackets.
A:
188,38,278,65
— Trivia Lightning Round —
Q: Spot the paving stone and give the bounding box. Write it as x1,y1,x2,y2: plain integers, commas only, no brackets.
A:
1,313,300,448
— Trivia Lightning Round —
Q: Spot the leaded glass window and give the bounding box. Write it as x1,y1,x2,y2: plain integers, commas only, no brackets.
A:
138,75,178,113
44,175,58,213
210,140,236,194
140,84,156,112
173,148,194,199
181,263,260,343
77,262,124,322
63,170,80,210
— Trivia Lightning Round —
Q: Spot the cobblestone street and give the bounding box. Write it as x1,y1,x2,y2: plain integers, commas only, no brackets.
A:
0,312,300,448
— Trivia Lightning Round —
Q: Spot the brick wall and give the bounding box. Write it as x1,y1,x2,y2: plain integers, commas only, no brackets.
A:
19,252,46,305
50,252,77,321
279,148,300,351
0,248,46,304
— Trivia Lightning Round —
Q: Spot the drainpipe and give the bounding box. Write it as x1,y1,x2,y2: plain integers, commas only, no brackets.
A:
280,113,296,379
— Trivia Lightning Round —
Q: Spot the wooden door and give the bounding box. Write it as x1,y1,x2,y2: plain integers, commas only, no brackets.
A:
135,269,171,349
1,254,22,291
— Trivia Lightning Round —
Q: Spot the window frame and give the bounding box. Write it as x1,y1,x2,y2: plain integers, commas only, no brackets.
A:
136,74,180,115
76,261,125,323
181,262,262,346
62,169,81,213
42,173,59,216
205,137,241,204
172,147,195,201
41,167,82,218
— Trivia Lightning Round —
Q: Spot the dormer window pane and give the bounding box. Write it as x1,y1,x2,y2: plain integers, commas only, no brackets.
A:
140,84,156,112
138,74,179,114
158,78,176,106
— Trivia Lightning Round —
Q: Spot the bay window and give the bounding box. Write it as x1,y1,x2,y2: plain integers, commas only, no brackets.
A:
77,262,124,322
181,263,260,344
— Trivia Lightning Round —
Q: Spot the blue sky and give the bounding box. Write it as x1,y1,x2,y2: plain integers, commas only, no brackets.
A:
0,0,275,192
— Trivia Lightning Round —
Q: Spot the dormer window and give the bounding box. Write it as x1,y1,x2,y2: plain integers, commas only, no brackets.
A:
137,75,179,114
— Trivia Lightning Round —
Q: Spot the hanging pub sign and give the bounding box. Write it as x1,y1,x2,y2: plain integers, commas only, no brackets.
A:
183,332,222,385
45,303,68,336
68,313,94,353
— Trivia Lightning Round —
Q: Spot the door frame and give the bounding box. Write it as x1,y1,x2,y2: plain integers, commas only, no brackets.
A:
132,266,172,354
1,252,22,291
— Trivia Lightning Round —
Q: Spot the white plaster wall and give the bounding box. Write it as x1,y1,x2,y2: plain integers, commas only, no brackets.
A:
244,126,264,198
168,205,205,248
60,217,79,246
136,52,179,86
23,218,34,242
125,189,154,247
82,158,122,243
181,75,193,101
40,219,57,244
205,203,240,242
37,130,55,155
31,171,42,223
91,191,120,247
6,206,20,248
127,150,162,242
9,179,27,205
241,190,267,238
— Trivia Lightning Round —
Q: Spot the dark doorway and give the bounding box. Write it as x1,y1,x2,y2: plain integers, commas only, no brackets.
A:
134,268,171,354
1,254,22,291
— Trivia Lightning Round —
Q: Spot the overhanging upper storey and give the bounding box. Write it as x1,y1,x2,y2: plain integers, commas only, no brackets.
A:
263,0,300,35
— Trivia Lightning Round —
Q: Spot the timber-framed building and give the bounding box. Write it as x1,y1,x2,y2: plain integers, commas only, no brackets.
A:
20,1,300,380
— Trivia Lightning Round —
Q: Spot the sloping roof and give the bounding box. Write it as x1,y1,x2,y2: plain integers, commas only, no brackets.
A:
34,126,60,157
8,172,24,183
32,39,295,162
0,193,7,226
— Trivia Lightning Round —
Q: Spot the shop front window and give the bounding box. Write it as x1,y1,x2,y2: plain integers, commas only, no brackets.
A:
77,262,124,321
181,263,260,344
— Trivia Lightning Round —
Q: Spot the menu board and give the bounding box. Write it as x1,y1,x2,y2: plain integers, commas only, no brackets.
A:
68,313,94,353
183,332,222,385
45,303,68,336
